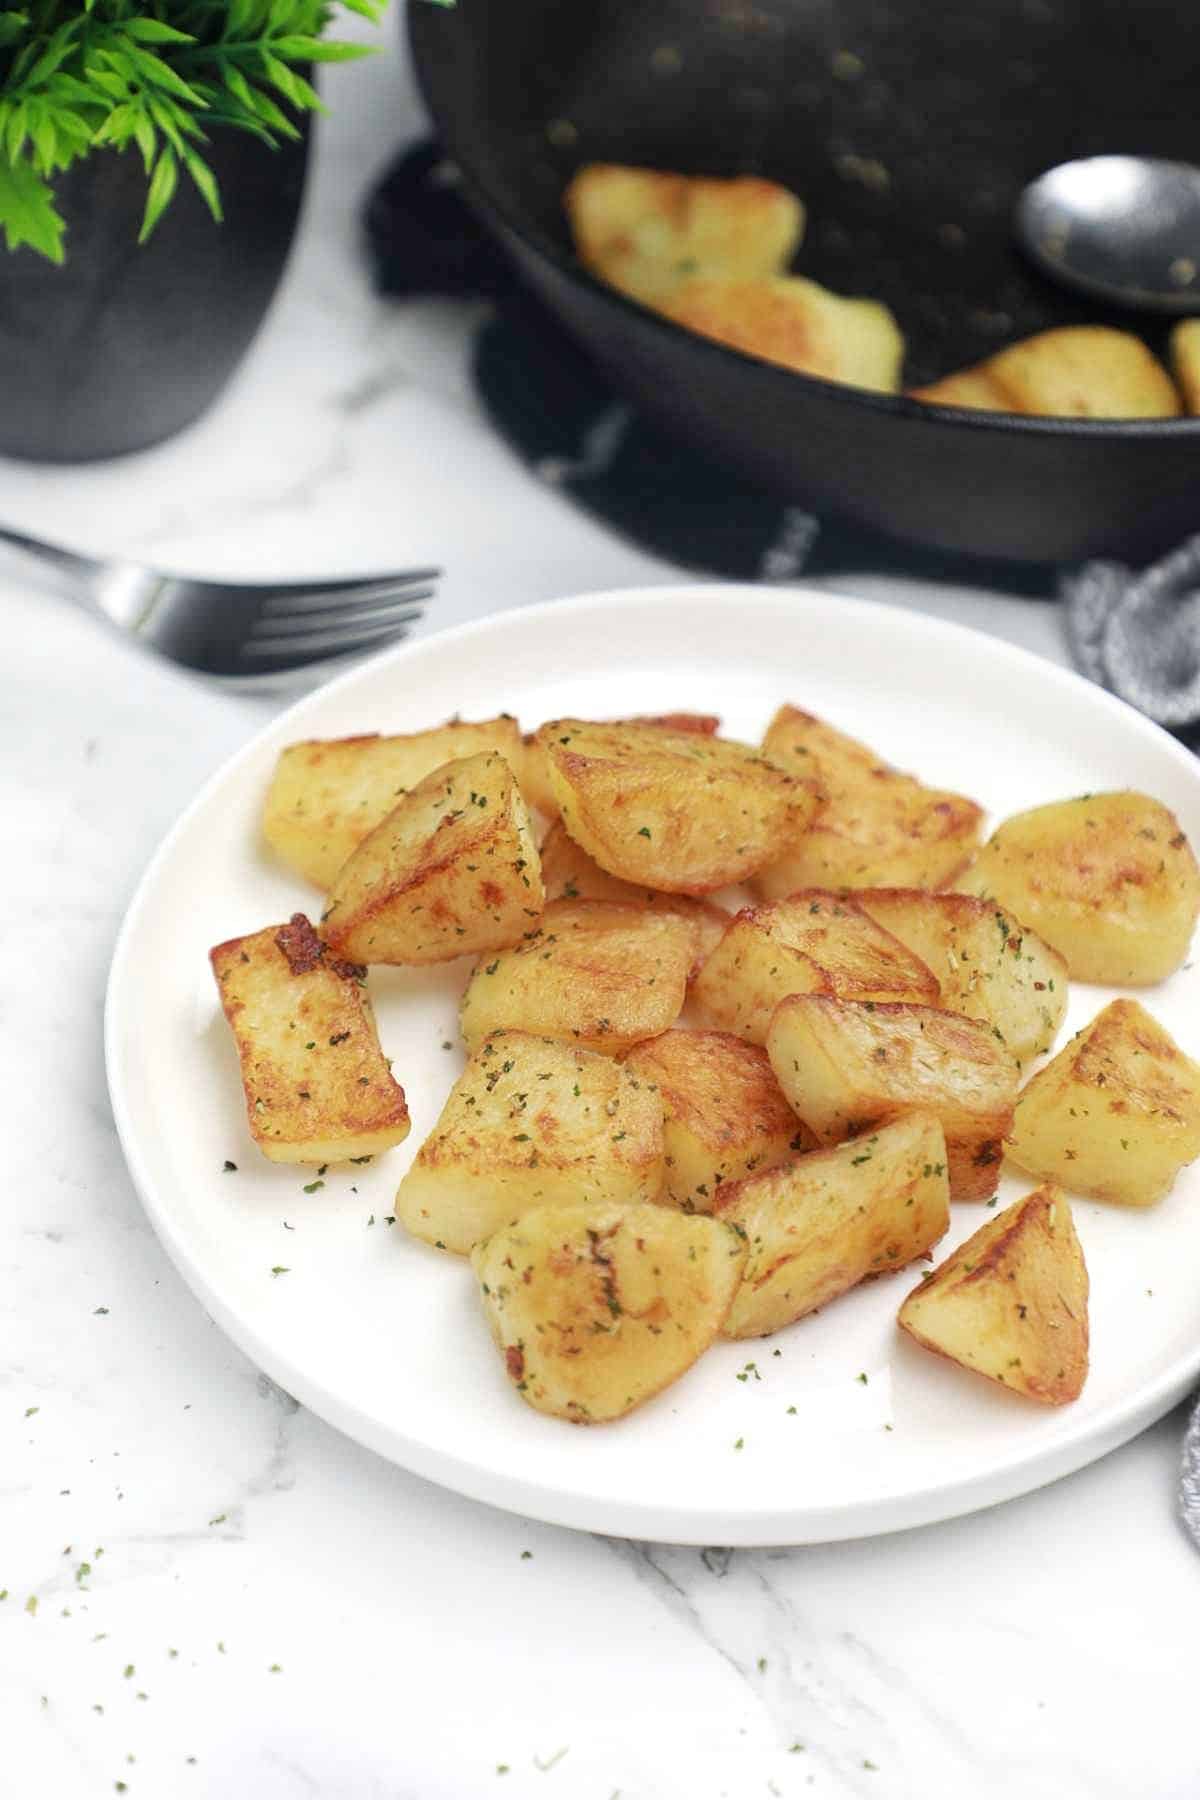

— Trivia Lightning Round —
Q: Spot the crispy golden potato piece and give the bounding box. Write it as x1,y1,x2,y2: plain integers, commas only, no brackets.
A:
263,716,522,889
755,705,983,894
907,368,1009,412
523,711,721,823
623,1030,814,1211
538,717,816,894
539,819,727,976
395,1032,663,1254
957,791,1200,985
665,275,904,393
856,889,1068,1062
472,1199,746,1422
565,163,804,310
715,1112,951,1337
767,995,1020,1201
319,752,542,966
1169,319,1200,414
1006,998,1200,1206
899,1183,1088,1404
691,892,940,1046
909,326,1180,419
459,899,693,1055
210,913,410,1164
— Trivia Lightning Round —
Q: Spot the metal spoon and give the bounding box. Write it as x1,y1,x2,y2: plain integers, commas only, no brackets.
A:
1016,156,1200,313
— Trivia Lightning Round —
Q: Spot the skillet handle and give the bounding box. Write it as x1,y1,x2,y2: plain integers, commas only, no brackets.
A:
795,512,1061,600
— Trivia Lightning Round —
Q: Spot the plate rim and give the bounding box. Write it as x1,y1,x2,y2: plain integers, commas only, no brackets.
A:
105,581,1200,1546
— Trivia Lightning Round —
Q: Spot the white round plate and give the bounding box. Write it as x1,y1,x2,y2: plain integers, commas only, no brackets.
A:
106,585,1200,1545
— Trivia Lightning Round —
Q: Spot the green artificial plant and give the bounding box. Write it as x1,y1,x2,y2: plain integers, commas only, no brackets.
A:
0,0,385,263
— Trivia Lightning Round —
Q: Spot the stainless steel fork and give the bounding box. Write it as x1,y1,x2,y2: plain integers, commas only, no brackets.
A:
0,524,437,677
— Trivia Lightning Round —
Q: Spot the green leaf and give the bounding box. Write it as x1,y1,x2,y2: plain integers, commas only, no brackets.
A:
268,36,370,62
0,13,30,51
138,144,178,242
5,101,28,162
52,109,95,153
124,20,197,47
91,100,140,147
26,101,59,172
202,108,275,146
264,57,322,111
133,110,156,172
143,95,182,151
22,19,81,91
223,0,259,38
44,72,106,111
239,81,299,138
181,145,222,222
337,0,384,22
260,51,305,106
124,46,208,107
0,154,65,261
92,47,135,86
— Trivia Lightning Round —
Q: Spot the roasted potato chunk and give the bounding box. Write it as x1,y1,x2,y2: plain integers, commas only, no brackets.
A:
565,163,804,310
395,1032,663,1253
899,1183,1088,1404
472,1199,746,1422
538,717,816,894
319,752,542,966
957,791,1200,985
691,892,939,1045
263,716,522,889
1169,319,1200,415
665,274,904,393
539,819,727,975
856,889,1068,1062
459,899,693,1055
1006,998,1200,1206
715,1112,951,1337
766,995,1020,1201
909,326,1180,419
623,1030,814,1212
521,712,721,823
210,914,410,1164
755,705,983,894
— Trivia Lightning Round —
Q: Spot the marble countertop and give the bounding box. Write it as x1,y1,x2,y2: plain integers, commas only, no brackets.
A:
3,22,1197,1800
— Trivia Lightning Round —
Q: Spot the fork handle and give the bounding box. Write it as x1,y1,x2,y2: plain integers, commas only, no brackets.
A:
0,523,105,582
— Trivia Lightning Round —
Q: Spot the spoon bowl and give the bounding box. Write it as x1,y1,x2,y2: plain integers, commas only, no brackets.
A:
1017,156,1200,314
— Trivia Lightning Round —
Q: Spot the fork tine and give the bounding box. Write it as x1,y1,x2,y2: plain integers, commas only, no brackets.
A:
258,574,441,618
242,606,427,661
253,587,437,638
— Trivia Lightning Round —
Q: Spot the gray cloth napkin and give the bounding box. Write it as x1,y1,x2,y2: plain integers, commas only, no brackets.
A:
1062,533,1200,732
1182,1401,1200,1549
1063,537,1200,1547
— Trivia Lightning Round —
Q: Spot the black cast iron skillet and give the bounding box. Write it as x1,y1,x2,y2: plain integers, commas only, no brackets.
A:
409,0,1200,566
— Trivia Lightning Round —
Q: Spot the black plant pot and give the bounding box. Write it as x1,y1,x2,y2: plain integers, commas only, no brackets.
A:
0,122,310,462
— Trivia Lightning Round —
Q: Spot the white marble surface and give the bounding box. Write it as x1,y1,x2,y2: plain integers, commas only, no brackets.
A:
3,20,1198,1800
